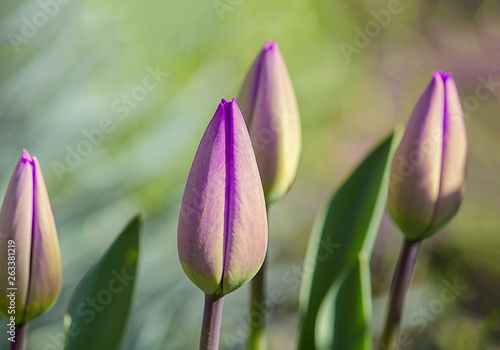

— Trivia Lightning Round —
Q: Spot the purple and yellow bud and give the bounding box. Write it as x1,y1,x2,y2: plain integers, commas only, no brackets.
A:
388,72,467,240
177,99,268,296
238,40,301,204
0,150,62,325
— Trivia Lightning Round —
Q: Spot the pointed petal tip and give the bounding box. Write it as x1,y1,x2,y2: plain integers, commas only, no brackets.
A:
219,98,240,116
21,149,32,163
229,98,239,110
221,97,235,104
220,98,239,112
214,101,228,121
261,40,283,64
435,71,451,82
263,40,278,52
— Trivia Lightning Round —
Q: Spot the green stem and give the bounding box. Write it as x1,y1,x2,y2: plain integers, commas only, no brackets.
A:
378,238,421,350
200,294,225,350
9,324,27,350
248,206,269,350
248,257,267,350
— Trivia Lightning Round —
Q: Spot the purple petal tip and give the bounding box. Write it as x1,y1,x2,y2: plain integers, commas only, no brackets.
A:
435,71,451,82
220,98,237,109
21,149,32,163
263,40,277,51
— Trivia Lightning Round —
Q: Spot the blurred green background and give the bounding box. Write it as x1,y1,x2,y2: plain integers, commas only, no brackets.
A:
1,0,500,349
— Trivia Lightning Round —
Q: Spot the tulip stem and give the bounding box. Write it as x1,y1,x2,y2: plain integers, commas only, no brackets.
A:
248,256,267,350
248,205,269,350
9,324,28,350
200,294,225,350
378,238,421,350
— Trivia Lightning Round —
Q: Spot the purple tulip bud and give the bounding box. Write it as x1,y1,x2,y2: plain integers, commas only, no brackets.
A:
178,99,268,296
238,40,301,203
388,72,467,240
0,150,62,325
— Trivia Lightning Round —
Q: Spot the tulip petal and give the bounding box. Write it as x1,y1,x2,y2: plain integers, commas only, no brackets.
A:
0,150,33,322
238,40,273,127
428,74,467,233
238,41,301,203
388,72,467,240
23,156,62,322
388,73,445,239
178,99,268,295
178,103,228,295
222,99,268,294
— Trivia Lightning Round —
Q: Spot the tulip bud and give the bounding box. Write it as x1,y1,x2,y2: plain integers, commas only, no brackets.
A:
388,72,467,240
0,150,62,325
178,98,268,296
238,40,301,204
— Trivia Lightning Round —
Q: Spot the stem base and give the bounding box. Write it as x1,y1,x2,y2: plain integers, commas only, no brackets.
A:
378,238,421,350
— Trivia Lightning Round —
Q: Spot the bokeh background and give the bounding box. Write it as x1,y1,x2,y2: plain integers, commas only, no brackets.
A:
1,0,500,349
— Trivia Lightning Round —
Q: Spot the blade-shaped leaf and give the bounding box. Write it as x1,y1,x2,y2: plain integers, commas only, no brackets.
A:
316,252,372,350
297,130,401,350
64,215,142,350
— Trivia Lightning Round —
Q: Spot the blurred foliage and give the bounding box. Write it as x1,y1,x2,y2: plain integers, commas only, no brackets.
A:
65,215,141,350
0,0,499,349
298,131,398,350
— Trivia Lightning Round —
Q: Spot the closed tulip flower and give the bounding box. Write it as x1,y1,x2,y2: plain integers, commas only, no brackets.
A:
178,98,268,296
388,71,467,241
0,150,62,326
238,40,301,204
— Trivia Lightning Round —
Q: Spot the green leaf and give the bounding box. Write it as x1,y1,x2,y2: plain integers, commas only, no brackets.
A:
64,214,142,350
316,252,372,350
296,129,401,350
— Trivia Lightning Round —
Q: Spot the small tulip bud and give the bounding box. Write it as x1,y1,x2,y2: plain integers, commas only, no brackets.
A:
0,150,62,325
238,40,301,203
388,72,467,240
178,99,268,296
